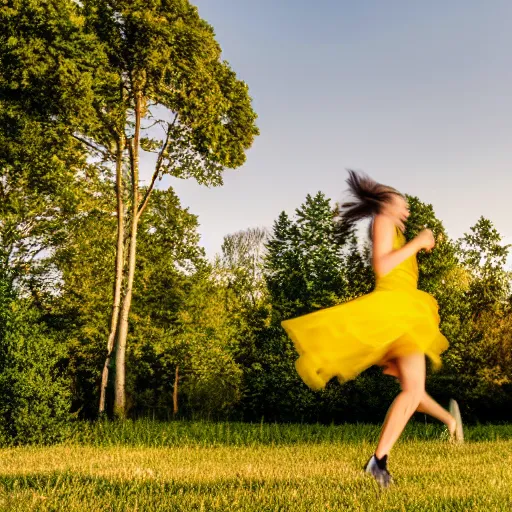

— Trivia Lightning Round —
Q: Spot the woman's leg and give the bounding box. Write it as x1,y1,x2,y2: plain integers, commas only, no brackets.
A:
383,359,456,435
416,393,456,435
375,352,425,459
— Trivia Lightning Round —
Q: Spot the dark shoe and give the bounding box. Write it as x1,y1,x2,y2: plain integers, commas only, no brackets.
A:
364,454,393,488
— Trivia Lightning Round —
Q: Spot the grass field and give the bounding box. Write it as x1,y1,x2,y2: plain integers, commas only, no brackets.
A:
1,421,511,511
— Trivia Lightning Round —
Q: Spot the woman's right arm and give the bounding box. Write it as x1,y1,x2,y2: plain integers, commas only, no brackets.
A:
372,215,434,277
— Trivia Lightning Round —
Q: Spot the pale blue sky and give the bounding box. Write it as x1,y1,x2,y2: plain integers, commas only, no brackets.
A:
145,0,512,262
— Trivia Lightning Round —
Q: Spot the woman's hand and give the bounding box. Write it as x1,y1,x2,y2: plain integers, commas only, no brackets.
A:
414,228,435,252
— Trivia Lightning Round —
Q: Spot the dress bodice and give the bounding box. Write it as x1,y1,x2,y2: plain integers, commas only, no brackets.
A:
374,228,418,291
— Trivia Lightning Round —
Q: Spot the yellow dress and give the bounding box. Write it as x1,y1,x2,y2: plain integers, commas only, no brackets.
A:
281,228,449,391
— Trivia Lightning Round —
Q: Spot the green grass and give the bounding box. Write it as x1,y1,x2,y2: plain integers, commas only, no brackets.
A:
69,419,512,447
0,421,511,511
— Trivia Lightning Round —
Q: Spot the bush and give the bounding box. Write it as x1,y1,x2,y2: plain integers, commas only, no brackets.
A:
0,291,72,445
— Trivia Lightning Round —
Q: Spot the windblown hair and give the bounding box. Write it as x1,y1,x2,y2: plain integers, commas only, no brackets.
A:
339,170,403,225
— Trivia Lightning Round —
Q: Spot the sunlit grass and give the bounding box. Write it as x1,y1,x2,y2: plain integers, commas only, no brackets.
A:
0,422,511,511
69,419,512,447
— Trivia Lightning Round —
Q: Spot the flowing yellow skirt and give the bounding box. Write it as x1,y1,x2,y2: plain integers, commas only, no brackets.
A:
281,288,449,391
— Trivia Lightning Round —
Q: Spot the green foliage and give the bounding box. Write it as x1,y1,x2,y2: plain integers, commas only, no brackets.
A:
458,216,511,315
220,227,268,307
257,194,345,420
265,192,346,321
242,327,318,422
133,188,206,326
263,211,302,320
82,0,259,179
472,310,512,386
404,195,458,295
0,275,71,445
342,232,374,300
2,0,511,427
46,183,208,417
0,0,105,127
128,206,248,418
181,340,243,417
171,269,246,416
252,193,381,422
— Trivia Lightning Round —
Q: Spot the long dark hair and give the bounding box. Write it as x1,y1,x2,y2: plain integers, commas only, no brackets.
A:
336,170,403,239
339,170,402,224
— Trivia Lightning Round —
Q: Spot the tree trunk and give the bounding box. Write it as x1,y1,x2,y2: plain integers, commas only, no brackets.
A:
99,136,125,415
113,92,142,419
173,365,179,416
113,209,137,418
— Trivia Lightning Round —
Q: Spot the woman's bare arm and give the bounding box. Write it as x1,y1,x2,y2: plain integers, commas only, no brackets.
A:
372,215,431,277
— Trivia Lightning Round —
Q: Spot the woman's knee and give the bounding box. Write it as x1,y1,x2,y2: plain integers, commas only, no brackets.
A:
396,386,424,419
399,370,425,403
403,386,424,409
400,375,425,398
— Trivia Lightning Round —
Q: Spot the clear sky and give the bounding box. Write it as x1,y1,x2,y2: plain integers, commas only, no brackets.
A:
145,0,512,263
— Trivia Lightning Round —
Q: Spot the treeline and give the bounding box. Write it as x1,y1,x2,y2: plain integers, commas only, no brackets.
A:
1,178,512,442
1,1,511,445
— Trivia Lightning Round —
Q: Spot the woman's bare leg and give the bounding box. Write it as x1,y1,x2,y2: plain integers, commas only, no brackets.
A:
383,359,456,435
417,392,456,435
375,352,425,459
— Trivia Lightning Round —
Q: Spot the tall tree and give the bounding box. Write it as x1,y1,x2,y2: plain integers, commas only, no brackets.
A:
453,218,512,396
48,183,207,417
220,227,268,307
265,192,346,321
254,193,352,421
458,217,511,315
1,0,116,415
2,0,259,417
264,211,303,320
81,0,258,417
294,192,346,309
